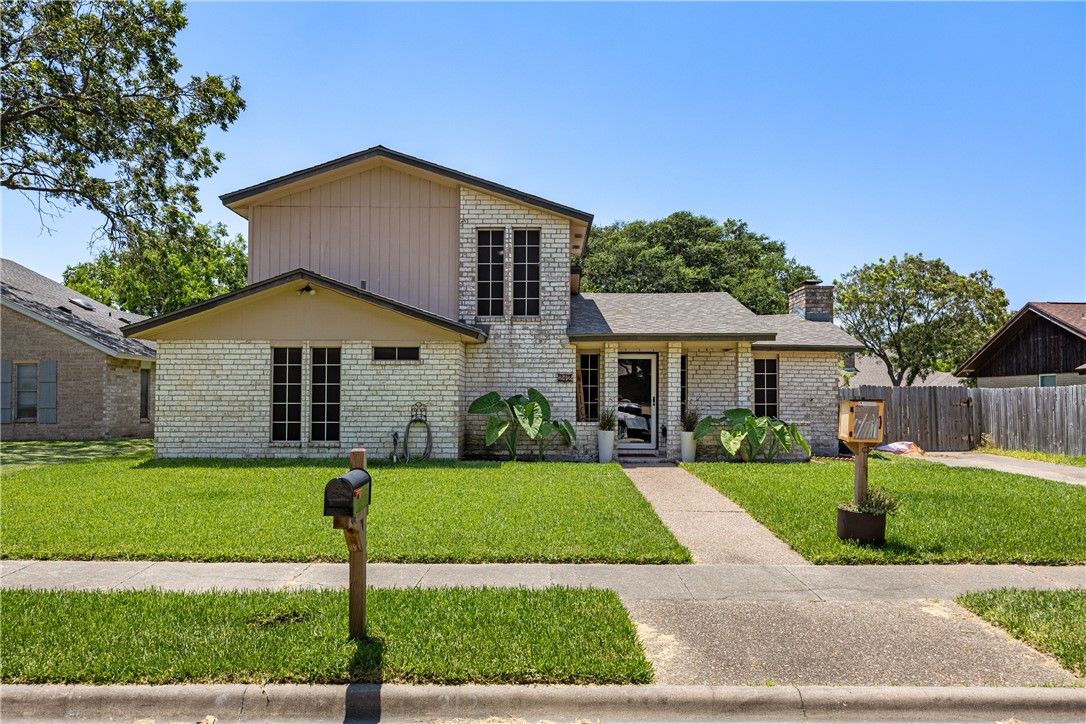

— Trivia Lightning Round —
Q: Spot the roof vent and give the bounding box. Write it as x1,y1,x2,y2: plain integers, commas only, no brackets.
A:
57,305,72,314
118,316,131,324
68,297,93,311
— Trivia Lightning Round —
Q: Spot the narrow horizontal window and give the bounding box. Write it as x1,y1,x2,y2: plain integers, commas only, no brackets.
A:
373,347,420,362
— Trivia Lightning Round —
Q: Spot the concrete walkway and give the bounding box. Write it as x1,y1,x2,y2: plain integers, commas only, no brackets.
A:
621,464,808,564
926,451,1086,485
3,559,1082,601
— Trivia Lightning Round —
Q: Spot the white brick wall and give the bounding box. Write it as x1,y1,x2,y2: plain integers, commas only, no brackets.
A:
154,340,464,459
776,351,840,456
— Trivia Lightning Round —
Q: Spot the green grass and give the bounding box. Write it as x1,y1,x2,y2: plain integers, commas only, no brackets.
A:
1,438,152,472
685,458,1086,564
979,447,1086,469
1,455,690,563
0,587,652,685
957,589,1086,676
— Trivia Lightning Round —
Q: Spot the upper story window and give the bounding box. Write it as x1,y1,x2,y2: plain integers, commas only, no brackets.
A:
477,229,504,317
513,229,541,316
754,358,778,418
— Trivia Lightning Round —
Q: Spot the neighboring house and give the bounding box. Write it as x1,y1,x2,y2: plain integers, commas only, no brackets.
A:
840,354,961,388
955,302,1086,388
125,146,863,460
1,259,156,440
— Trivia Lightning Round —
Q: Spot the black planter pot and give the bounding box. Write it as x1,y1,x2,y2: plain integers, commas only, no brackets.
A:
836,507,886,546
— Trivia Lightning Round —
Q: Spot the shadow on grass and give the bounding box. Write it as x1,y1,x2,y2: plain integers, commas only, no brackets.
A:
0,438,152,470
345,636,384,723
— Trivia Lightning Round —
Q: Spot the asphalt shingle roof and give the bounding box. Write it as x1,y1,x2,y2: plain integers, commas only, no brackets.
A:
1,258,155,358
841,355,961,387
569,292,864,350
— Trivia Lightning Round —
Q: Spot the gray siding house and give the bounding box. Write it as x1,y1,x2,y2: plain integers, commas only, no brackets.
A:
126,146,862,460
1,259,156,440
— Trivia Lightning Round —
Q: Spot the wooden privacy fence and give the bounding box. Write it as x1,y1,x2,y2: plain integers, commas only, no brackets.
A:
838,384,1085,456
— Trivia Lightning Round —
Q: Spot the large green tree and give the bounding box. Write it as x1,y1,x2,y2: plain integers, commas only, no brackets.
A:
835,254,1010,386
63,216,247,316
1,0,244,247
580,212,816,314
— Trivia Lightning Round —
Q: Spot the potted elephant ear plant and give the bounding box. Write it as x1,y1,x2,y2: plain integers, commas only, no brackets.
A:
680,407,700,463
597,409,617,463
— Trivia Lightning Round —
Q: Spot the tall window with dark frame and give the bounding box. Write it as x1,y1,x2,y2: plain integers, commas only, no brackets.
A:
139,368,150,420
476,229,504,317
579,354,600,422
271,347,302,442
513,229,541,316
754,358,779,418
311,347,341,443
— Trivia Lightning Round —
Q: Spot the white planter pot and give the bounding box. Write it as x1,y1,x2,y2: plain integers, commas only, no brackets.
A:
680,431,696,463
597,430,615,463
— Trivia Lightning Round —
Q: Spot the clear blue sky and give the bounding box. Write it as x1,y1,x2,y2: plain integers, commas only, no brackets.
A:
3,1,1083,310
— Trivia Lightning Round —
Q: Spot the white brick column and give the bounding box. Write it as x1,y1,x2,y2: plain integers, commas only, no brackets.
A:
603,343,618,418
665,342,683,458
736,342,754,410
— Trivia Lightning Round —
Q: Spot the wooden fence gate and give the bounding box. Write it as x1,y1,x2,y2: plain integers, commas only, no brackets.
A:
839,385,975,452
839,384,1085,455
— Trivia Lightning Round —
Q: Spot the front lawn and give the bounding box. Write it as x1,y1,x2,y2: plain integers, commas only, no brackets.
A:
685,459,1086,564
0,587,652,685
1,455,690,563
0,438,152,472
957,589,1086,676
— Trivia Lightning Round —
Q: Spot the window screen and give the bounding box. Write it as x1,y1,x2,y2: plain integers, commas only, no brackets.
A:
754,358,778,418
513,229,540,316
311,347,341,442
477,229,504,317
271,347,302,441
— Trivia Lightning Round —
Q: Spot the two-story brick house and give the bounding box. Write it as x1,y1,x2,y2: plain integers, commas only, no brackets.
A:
126,147,862,460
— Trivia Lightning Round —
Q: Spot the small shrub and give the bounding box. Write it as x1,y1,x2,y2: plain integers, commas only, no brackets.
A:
597,409,617,432
681,407,700,433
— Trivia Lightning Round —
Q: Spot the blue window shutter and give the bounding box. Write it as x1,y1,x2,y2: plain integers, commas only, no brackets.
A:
38,360,57,424
1,360,11,424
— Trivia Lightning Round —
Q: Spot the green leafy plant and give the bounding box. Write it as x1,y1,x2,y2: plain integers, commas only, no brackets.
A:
468,388,573,462
597,409,617,432
838,487,900,516
693,408,811,462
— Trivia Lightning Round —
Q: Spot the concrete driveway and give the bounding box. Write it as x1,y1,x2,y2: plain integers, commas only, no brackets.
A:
925,451,1085,485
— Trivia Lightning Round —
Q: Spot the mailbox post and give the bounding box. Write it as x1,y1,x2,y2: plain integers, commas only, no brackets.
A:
323,448,371,639
837,400,885,506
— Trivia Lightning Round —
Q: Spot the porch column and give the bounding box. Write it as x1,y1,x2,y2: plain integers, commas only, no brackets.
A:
736,342,754,410
665,342,683,459
603,343,619,418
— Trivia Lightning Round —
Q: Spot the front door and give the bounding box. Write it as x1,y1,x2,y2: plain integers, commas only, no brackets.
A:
616,354,657,449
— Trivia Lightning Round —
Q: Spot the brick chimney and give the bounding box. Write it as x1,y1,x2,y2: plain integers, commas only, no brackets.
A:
788,279,834,322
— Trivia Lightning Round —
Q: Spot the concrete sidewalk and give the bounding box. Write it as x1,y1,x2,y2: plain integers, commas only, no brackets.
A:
622,464,808,564
3,559,1082,601
926,451,1086,485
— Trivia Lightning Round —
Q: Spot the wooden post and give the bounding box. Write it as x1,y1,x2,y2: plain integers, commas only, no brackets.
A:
347,448,367,639
854,443,869,507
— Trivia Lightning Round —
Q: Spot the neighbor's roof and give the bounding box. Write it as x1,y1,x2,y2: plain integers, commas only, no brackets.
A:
751,314,866,352
567,293,858,349
123,268,488,342
220,145,594,226
0,258,155,359
841,355,961,387
955,302,1086,376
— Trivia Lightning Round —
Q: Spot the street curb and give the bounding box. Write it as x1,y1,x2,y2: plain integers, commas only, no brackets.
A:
3,684,1085,722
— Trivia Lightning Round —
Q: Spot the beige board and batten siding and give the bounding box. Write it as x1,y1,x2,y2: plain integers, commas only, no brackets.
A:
977,373,1086,389
248,165,460,319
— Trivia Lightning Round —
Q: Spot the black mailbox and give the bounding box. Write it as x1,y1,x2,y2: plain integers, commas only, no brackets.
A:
323,468,372,517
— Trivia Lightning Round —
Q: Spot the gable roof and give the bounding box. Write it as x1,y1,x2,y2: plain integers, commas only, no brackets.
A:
123,268,488,342
0,258,155,359
955,302,1086,376
220,145,594,226
841,355,961,387
568,292,774,341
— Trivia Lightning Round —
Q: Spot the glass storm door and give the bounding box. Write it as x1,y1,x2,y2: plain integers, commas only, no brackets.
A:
616,354,657,449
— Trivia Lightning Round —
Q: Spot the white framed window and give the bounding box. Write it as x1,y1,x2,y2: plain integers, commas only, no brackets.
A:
1039,374,1057,388
754,358,778,418
476,229,504,317
578,353,600,422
